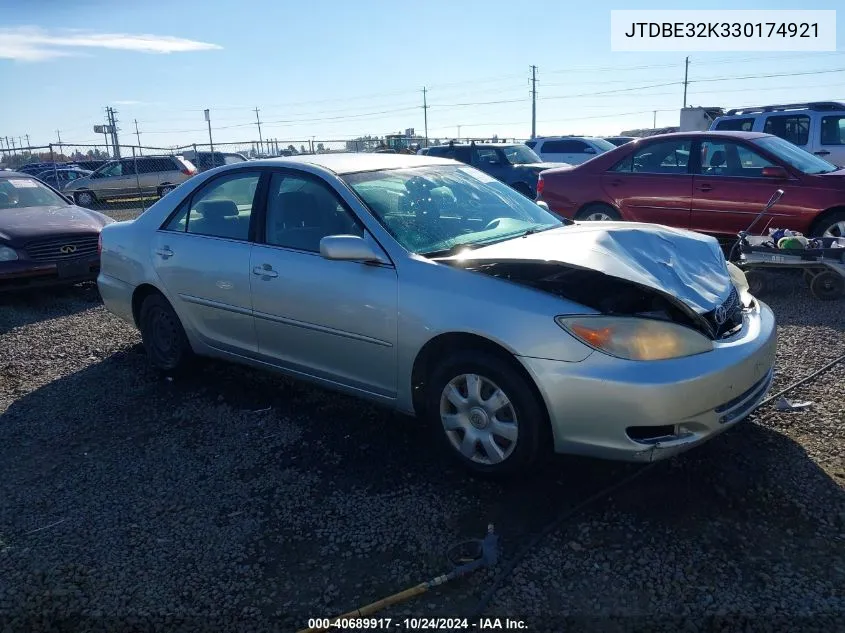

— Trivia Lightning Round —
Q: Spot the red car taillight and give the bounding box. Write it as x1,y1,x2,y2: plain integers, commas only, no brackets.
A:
536,175,545,197
181,168,195,176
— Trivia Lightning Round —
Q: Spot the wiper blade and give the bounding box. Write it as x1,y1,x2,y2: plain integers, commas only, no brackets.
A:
423,243,477,258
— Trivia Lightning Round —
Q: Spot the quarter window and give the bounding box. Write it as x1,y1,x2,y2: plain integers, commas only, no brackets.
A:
714,118,755,132
820,116,845,145
163,172,259,240
763,114,810,146
264,173,362,252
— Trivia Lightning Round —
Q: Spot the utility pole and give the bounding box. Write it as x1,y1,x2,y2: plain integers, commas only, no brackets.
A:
25,134,31,148
422,87,429,147
254,108,264,156
457,125,461,140
134,119,142,153
530,65,538,139
107,107,121,158
204,109,215,165
56,129,63,156
683,56,690,108
653,111,657,128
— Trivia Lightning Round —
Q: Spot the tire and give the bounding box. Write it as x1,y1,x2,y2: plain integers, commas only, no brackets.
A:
810,271,845,301
425,351,549,477
810,211,845,238
512,182,533,199
575,203,621,222
139,293,193,374
802,269,816,288
745,270,768,296
158,184,175,198
74,190,96,207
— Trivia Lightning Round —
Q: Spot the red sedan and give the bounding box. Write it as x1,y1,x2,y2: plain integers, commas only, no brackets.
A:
537,131,845,239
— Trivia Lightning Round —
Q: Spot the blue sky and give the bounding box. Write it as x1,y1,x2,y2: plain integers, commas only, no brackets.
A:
0,0,843,151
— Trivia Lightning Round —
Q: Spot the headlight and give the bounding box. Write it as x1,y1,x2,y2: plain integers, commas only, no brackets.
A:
0,245,19,261
556,315,713,361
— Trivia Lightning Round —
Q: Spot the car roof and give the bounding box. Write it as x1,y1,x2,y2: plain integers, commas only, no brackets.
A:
0,171,39,179
635,130,770,141
245,153,455,175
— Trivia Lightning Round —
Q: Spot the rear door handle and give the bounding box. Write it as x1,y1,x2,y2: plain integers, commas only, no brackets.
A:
155,247,174,259
814,150,831,156
697,184,713,192
253,264,278,279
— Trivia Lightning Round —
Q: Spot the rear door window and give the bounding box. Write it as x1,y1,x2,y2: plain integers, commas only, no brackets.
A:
612,140,692,174
763,114,810,146
542,140,591,153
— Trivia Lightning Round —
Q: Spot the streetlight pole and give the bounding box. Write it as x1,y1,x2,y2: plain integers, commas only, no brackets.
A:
204,109,215,167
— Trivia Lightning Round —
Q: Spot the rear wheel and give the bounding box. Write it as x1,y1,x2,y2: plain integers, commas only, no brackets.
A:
810,211,845,238
139,293,193,373
425,351,549,477
575,203,620,222
158,184,175,198
810,271,845,301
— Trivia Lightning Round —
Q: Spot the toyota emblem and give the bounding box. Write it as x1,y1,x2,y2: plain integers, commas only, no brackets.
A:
59,245,77,254
714,304,728,325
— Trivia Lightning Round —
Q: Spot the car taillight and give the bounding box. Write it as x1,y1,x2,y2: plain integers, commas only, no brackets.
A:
182,168,194,175
98,232,102,255
536,175,545,197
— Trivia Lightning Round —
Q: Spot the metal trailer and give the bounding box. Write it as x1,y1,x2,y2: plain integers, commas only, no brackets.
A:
730,189,845,300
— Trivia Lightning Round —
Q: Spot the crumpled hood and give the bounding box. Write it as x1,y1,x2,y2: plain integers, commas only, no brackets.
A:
444,222,732,314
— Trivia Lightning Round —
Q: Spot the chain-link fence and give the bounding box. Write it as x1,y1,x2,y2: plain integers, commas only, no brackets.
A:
0,135,533,215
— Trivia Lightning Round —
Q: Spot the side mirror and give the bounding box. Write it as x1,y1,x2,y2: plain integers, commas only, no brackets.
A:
761,166,788,179
536,201,550,211
320,235,384,263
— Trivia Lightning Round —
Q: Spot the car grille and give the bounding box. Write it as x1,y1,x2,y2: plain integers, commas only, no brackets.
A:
703,286,743,339
24,235,99,262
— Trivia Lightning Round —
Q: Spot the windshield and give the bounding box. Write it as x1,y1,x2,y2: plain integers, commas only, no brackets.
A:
753,136,838,175
590,138,617,152
502,145,543,165
0,177,69,210
343,164,564,256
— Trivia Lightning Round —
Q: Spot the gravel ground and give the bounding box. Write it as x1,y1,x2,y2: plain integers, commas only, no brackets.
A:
1,261,843,632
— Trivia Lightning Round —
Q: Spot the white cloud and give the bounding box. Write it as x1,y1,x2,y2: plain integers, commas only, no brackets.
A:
0,26,222,62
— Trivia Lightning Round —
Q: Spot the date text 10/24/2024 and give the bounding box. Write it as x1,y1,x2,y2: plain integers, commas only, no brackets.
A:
306,618,528,630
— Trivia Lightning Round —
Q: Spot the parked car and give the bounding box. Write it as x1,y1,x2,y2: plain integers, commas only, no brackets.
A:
17,162,76,176
73,159,109,172
97,153,776,476
425,142,567,198
526,136,616,165
34,167,94,191
65,155,197,207
0,171,113,290
181,150,248,172
604,136,637,147
710,102,845,167
537,131,845,239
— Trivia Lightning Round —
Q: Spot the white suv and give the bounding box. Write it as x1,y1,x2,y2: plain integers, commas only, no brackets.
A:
525,136,617,165
710,102,845,167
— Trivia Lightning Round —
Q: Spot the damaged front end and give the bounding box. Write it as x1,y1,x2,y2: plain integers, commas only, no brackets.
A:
449,260,745,341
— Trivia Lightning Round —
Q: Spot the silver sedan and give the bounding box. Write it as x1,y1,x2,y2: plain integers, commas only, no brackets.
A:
97,154,777,476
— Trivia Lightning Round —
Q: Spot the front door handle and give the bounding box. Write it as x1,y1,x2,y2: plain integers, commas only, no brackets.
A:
155,247,174,259
814,150,831,156
697,184,713,192
253,264,278,279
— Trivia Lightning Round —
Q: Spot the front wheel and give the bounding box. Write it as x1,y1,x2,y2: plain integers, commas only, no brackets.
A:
810,211,845,238
425,352,549,477
139,293,193,373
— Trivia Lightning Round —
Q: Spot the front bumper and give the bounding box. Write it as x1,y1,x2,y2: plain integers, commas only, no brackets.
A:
0,257,100,292
518,299,778,462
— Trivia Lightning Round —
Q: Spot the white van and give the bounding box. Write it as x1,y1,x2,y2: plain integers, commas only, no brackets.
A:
709,102,845,167
525,136,617,165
